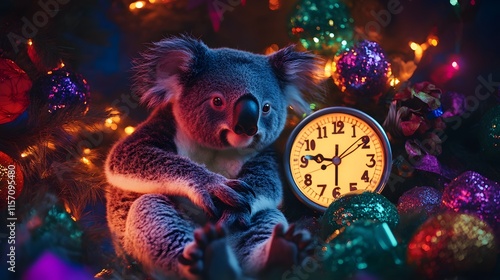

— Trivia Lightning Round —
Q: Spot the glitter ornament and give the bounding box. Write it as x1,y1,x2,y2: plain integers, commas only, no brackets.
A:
319,191,399,241
396,186,442,216
316,220,406,279
35,68,90,114
333,40,391,104
407,213,497,279
478,105,500,161
289,0,354,56
0,151,24,209
0,58,31,125
441,171,500,239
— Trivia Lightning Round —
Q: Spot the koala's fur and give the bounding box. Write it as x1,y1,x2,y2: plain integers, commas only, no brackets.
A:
105,36,321,278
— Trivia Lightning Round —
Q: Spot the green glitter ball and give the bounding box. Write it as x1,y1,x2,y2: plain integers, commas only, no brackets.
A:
313,220,407,279
289,0,355,56
479,105,500,161
319,191,399,241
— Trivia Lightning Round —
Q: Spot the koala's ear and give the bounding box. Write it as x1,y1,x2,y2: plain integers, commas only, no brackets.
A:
268,46,323,115
132,36,207,109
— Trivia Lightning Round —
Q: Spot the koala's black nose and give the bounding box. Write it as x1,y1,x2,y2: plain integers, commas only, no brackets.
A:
233,95,259,136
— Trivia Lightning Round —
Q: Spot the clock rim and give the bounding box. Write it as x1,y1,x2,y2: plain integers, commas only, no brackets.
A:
283,106,393,212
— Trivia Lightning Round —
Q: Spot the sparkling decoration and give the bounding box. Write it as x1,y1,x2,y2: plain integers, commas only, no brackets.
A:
0,58,31,125
316,221,405,279
479,105,500,160
333,40,391,103
35,68,90,114
319,191,399,241
407,213,497,279
397,186,442,216
441,171,500,239
289,0,354,56
23,205,84,262
23,252,93,280
0,151,24,209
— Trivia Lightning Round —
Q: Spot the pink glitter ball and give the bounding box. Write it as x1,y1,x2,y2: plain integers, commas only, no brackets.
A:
397,186,442,216
441,171,500,239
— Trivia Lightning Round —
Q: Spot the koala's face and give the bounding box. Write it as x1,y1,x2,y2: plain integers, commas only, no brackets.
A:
135,37,320,152
173,49,287,151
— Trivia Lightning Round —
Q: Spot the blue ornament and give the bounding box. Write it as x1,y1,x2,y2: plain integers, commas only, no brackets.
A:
334,40,390,103
319,191,399,241
37,69,90,114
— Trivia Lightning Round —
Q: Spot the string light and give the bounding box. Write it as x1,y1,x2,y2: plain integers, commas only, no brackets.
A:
269,0,280,10
129,1,146,11
389,77,400,87
21,152,29,158
27,39,33,46
81,156,91,165
124,126,135,135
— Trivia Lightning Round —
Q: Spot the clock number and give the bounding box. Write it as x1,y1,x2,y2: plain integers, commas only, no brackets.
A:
304,174,312,186
361,136,370,149
366,154,376,168
350,182,357,191
332,187,341,198
300,156,309,168
361,170,369,182
317,184,327,196
332,121,344,134
317,125,327,139
304,139,316,151
351,124,356,138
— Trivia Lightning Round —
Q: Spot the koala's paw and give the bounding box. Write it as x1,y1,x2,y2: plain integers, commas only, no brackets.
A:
205,178,252,216
264,224,314,270
178,223,242,280
217,208,251,230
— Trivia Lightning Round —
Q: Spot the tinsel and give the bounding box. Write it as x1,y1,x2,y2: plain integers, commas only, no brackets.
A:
319,192,399,241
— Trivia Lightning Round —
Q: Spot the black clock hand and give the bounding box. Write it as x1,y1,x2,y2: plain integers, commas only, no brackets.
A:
305,154,333,163
334,144,339,186
339,136,369,159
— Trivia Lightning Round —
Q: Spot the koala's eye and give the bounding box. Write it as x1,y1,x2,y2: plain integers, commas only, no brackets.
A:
212,97,223,107
262,103,271,113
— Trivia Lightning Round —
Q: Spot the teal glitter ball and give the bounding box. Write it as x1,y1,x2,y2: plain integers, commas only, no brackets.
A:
313,220,406,279
289,0,355,56
479,105,500,161
319,192,399,241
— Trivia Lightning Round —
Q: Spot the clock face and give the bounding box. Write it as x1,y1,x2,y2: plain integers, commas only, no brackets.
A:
284,107,392,212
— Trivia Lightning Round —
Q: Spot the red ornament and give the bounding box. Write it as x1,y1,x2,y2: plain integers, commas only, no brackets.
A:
407,212,497,279
0,58,32,125
0,151,24,209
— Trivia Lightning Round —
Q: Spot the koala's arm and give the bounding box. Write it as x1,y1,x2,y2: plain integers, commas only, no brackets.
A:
105,105,248,217
237,148,284,215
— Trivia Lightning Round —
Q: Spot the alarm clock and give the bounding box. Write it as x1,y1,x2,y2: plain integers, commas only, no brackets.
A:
283,107,392,212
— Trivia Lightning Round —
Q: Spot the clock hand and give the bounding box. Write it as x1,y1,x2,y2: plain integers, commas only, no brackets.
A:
309,163,333,174
339,136,369,159
334,144,339,186
305,154,333,163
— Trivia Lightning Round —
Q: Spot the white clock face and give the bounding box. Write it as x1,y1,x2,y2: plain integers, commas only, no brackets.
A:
284,107,392,212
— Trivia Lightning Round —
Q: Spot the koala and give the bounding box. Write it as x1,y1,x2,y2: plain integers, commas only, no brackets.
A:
105,36,321,279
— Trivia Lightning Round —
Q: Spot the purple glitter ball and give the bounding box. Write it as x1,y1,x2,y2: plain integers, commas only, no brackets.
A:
38,69,90,114
397,186,442,216
441,171,500,239
334,40,390,100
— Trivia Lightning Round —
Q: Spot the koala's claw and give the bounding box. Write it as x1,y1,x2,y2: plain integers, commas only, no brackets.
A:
210,184,250,211
217,209,251,230
263,223,314,271
179,223,243,279
227,180,256,198
179,224,226,274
